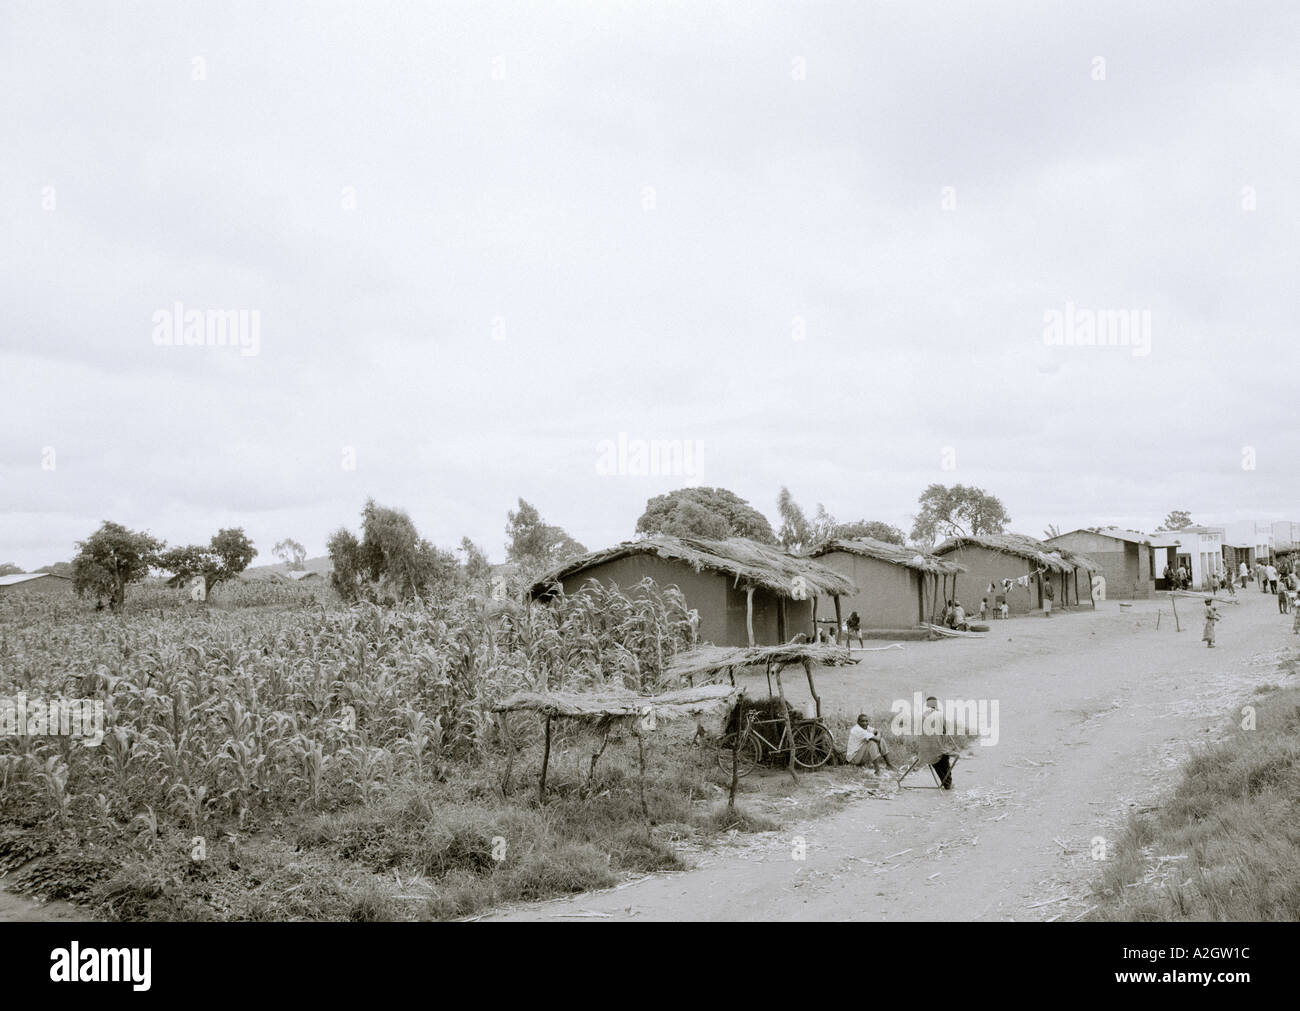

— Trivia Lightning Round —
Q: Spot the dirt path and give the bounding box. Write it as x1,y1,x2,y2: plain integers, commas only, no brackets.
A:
484,591,1295,921
0,883,83,922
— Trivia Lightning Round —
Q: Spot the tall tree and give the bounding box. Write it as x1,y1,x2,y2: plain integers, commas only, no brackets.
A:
158,528,257,596
909,484,1010,547
71,521,164,610
273,537,307,571
505,499,587,576
832,520,907,545
1156,510,1192,531
459,537,492,587
635,487,776,543
0,563,23,576
328,499,458,603
776,487,812,551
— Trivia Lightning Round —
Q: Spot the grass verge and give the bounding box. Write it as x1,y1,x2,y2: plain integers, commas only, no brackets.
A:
1089,683,1300,920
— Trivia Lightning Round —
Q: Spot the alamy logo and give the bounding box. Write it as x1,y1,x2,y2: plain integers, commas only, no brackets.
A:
890,692,1000,746
0,694,103,746
595,433,703,477
50,943,151,991
1043,301,1150,357
152,301,261,357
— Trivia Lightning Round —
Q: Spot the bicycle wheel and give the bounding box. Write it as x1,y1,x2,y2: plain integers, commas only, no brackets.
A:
716,734,762,777
791,722,835,768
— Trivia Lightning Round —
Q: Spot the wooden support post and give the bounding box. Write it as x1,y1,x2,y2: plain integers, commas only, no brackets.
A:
538,714,553,803
811,593,819,642
772,663,799,783
1169,591,1181,632
728,693,741,810
777,595,786,643
496,712,516,796
745,585,755,647
802,657,821,719
636,729,649,821
833,595,843,646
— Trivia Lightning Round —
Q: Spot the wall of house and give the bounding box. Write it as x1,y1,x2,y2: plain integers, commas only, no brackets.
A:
1047,532,1151,599
557,554,802,646
935,545,1087,613
0,576,74,597
814,552,923,629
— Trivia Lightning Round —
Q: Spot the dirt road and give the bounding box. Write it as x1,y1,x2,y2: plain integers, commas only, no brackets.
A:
484,591,1295,921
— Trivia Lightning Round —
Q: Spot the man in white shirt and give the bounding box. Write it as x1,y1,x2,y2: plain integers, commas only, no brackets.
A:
846,715,893,774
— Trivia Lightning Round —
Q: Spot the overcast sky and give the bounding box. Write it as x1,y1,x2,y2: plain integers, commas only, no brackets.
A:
3,1,1298,569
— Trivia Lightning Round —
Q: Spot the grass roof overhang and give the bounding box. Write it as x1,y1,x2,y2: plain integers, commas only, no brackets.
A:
529,535,858,600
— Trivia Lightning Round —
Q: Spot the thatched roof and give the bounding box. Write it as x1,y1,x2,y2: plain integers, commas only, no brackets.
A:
810,537,966,576
933,533,1101,573
529,535,857,599
491,683,740,722
665,642,859,681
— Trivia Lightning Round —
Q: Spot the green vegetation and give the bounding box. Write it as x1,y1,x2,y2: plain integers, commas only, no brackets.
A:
0,576,786,920
1090,681,1300,920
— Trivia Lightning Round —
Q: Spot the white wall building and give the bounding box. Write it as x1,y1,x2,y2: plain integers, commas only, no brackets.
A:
1270,521,1300,554
1170,526,1224,589
1218,520,1273,568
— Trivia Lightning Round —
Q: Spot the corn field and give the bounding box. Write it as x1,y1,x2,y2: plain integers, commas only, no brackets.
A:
0,577,696,851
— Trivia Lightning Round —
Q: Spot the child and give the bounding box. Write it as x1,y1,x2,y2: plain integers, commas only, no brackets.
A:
1202,598,1219,648
979,597,988,620
999,600,1009,620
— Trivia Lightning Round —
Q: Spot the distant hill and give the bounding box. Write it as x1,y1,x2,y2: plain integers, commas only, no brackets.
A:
244,555,333,579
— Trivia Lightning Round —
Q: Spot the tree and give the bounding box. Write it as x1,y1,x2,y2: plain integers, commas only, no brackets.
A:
328,499,458,603
35,562,74,577
635,487,776,543
1043,524,1062,540
459,537,492,588
1156,510,1192,531
505,499,587,577
158,528,257,596
909,484,1010,547
832,520,906,545
776,487,812,552
0,563,23,576
273,538,307,571
776,490,841,552
71,521,164,610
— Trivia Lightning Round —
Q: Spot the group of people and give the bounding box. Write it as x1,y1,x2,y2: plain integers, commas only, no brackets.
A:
844,696,957,790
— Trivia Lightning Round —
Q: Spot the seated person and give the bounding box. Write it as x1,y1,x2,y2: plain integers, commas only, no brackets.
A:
915,696,956,790
950,600,968,631
845,714,894,774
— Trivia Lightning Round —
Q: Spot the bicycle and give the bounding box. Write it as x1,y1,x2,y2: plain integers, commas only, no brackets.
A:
716,707,836,776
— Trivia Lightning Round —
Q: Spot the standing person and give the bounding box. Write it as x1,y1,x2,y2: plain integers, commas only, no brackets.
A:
1292,599,1300,635
1239,560,1249,589
1225,569,1236,597
1202,598,1220,648
1279,581,1290,614
1267,562,1279,595
1042,576,1054,616
845,610,864,648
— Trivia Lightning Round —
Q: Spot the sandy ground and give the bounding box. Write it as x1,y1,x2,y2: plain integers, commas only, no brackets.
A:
5,590,1291,923
482,589,1297,921
0,886,83,923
